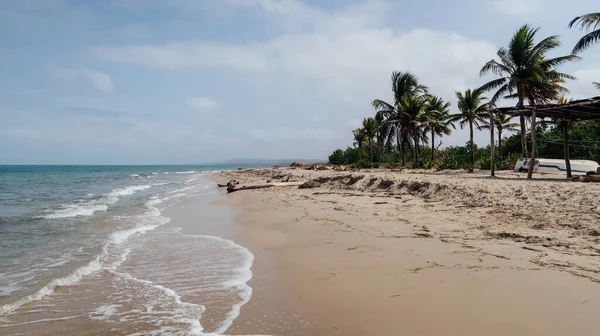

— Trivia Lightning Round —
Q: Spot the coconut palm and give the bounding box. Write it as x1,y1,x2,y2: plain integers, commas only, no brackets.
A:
423,96,453,161
372,71,428,164
352,128,367,160
397,95,427,163
594,82,600,91
479,24,579,158
569,12,600,54
362,117,379,164
450,89,489,172
480,113,519,162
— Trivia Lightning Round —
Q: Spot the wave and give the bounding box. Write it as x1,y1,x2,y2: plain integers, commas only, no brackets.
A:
40,185,153,219
1,199,168,315
41,203,108,219
107,185,152,198
0,257,103,315
174,171,197,174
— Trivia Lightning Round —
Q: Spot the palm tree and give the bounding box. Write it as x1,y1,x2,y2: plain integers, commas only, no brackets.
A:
423,96,453,161
362,117,379,165
594,82,600,91
372,71,428,165
450,89,489,172
569,13,600,54
352,128,367,160
480,113,519,162
397,95,427,163
479,24,579,158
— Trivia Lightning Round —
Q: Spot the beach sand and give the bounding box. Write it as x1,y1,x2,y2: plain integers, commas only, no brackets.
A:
214,168,600,335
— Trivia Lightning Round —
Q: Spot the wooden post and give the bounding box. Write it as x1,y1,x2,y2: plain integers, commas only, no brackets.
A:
527,108,538,179
563,120,572,178
490,107,495,177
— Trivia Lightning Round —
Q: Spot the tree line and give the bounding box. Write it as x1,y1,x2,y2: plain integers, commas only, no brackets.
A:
329,12,600,170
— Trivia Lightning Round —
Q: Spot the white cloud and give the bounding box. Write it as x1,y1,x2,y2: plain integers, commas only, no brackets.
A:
78,68,115,92
570,67,600,99
47,64,115,92
186,97,221,111
93,0,499,150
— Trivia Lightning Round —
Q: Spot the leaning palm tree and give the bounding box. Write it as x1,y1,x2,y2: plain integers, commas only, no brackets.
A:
480,113,519,162
372,71,428,164
569,12,600,54
362,117,379,165
450,89,489,172
479,24,579,158
423,96,453,161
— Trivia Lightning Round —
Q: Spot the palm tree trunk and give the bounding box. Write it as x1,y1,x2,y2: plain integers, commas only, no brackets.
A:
414,134,419,164
518,87,527,158
358,144,362,161
498,130,503,163
469,121,474,172
519,115,527,158
490,110,495,177
563,121,572,178
396,128,402,164
369,140,373,165
431,129,435,162
527,108,538,179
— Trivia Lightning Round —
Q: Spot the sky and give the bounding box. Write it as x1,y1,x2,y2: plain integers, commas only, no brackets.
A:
1,0,599,164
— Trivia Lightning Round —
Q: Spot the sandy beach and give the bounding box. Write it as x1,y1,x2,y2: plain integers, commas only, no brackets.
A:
215,168,600,336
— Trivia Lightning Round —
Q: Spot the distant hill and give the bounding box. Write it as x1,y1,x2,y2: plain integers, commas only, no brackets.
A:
221,159,324,166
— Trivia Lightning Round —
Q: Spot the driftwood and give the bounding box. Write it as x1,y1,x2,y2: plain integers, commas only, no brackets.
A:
573,175,600,183
226,180,303,193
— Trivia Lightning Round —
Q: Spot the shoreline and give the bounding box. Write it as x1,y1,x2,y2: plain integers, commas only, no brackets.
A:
214,168,600,335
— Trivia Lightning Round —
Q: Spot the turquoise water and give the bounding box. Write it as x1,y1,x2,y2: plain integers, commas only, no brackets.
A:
0,165,258,334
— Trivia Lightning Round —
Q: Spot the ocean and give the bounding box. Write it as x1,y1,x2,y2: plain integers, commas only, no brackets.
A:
0,165,258,335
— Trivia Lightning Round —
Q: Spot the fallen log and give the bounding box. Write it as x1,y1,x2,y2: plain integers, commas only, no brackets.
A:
227,181,303,193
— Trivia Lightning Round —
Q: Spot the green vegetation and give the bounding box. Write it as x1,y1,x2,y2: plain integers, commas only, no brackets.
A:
329,16,600,171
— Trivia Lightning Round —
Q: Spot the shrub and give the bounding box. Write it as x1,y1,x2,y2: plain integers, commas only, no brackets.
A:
328,149,345,165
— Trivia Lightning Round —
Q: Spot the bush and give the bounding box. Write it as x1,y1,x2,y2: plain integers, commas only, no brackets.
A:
328,149,345,165
342,147,360,164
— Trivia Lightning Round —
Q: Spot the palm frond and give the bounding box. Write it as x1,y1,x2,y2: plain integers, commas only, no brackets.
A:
480,60,510,77
371,99,394,111
568,13,600,30
572,30,600,54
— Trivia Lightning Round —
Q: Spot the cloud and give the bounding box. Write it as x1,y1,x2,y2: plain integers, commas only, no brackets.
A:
95,42,270,72
78,68,115,92
92,0,499,153
570,67,600,98
490,0,547,16
47,64,115,92
186,97,221,111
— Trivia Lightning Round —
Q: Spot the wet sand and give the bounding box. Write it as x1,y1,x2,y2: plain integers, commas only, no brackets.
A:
216,168,600,336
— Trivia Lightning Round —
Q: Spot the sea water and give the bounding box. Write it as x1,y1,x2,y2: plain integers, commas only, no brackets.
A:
0,165,258,335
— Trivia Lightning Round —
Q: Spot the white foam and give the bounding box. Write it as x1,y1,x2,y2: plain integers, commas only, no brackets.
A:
108,185,152,197
89,304,120,320
2,193,169,317
174,171,197,174
42,203,108,219
0,257,102,315
41,184,153,219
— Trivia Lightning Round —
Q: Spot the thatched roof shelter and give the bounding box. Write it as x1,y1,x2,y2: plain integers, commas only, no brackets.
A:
490,96,600,178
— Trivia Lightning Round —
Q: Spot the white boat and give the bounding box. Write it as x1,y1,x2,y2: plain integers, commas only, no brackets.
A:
514,158,600,175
